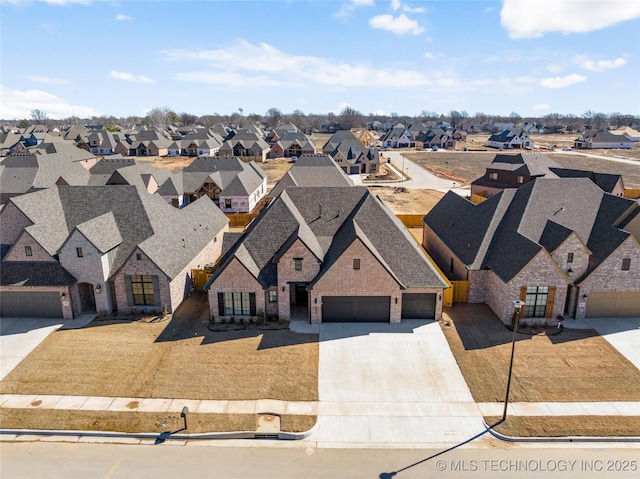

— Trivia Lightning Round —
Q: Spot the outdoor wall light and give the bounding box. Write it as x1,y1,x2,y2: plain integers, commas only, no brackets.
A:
282,286,285,292
583,293,588,299
95,285,102,294
61,292,66,299
438,293,442,301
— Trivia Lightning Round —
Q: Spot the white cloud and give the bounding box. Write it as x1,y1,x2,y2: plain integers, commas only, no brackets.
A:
391,0,401,11
540,74,586,88
335,0,374,18
369,13,424,35
532,103,550,111
424,52,434,59
574,55,627,72
163,41,445,89
546,64,563,73
501,0,640,39
26,75,70,85
41,0,92,5
115,14,131,21
109,70,155,84
0,84,98,119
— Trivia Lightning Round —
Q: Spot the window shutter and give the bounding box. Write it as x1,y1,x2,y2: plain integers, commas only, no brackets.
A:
545,286,556,318
249,293,256,316
218,293,225,316
519,286,527,318
152,276,161,306
125,276,134,306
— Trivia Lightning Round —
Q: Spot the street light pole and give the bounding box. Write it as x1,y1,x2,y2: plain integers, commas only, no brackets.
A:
502,299,525,422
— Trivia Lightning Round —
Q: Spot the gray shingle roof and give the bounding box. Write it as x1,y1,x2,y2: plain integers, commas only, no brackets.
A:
179,156,265,196
425,177,635,283
269,154,353,198
1,261,76,287
208,186,448,290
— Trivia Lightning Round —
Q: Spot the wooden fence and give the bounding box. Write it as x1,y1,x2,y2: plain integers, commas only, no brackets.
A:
624,188,640,199
450,280,470,303
396,214,425,228
191,269,212,291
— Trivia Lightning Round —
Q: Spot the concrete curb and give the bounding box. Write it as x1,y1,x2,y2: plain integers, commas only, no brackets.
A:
0,421,319,443
483,420,640,444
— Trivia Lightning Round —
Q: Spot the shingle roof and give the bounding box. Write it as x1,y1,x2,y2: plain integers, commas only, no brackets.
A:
269,154,353,198
208,186,448,290
425,177,635,283
1,261,76,287
179,156,265,196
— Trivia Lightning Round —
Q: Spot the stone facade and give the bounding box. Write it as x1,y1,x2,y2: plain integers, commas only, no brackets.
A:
112,250,170,314
550,233,590,280
58,230,113,314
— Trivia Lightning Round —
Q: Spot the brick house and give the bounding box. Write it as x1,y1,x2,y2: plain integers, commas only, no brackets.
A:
423,178,640,324
322,130,380,175
268,154,353,199
157,156,267,213
470,152,625,201
487,128,532,149
206,186,449,323
0,185,228,319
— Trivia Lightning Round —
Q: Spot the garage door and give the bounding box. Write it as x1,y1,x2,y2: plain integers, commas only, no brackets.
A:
401,293,436,319
322,296,390,322
585,291,640,318
0,291,63,318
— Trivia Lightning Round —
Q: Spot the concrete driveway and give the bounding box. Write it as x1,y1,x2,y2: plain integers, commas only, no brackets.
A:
586,317,640,370
0,315,94,381
296,320,486,447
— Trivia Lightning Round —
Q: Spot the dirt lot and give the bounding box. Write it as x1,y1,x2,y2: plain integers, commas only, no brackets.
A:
0,293,319,402
368,186,444,215
404,149,640,188
441,303,640,403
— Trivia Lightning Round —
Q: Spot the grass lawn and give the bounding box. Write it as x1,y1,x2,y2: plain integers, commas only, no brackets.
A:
441,304,640,403
485,416,640,438
0,294,319,433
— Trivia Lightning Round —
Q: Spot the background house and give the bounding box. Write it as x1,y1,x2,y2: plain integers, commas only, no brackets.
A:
322,130,380,174
574,130,633,149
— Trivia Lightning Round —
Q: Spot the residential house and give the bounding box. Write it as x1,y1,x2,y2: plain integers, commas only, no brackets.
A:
470,152,624,201
268,131,316,159
88,157,173,194
417,128,455,149
268,154,354,198
206,186,449,323
265,123,300,144
379,124,415,148
611,126,640,142
574,130,633,149
423,178,640,324
115,130,173,157
30,141,98,169
487,128,533,149
218,130,271,161
322,130,380,174
0,185,228,319
86,130,123,155
0,152,90,204
160,156,267,213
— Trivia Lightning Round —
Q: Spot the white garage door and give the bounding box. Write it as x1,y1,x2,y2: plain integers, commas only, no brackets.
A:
585,291,640,318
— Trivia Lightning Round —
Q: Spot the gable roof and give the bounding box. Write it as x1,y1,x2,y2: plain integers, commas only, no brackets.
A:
425,177,636,283
179,156,265,196
207,186,448,290
269,154,353,197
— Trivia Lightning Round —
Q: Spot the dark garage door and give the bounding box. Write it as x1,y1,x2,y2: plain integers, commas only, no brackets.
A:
401,293,436,319
0,291,63,318
322,296,390,322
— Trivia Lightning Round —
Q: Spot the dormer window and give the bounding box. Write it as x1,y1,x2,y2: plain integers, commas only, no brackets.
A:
489,172,498,180
25,245,32,257
517,176,524,184
567,253,573,263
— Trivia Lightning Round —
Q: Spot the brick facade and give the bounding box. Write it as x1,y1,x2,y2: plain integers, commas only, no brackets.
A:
0,202,33,245
208,258,265,321
310,239,404,324
113,250,171,314
4,231,55,262
276,239,321,320
576,237,640,319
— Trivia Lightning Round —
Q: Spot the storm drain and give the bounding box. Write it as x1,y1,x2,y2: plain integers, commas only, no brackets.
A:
255,413,280,439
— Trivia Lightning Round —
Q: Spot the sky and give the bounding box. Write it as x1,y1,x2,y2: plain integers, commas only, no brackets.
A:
1,0,639,120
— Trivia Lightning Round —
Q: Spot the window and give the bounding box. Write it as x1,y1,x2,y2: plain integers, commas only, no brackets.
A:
25,245,32,257
131,275,155,305
76,247,83,257
224,292,251,315
353,258,361,270
450,257,454,273
622,258,631,271
136,253,142,261
294,258,303,271
225,199,232,209
517,176,524,184
489,172,498,180
524,286,548,317
567,252,574,263
268,290,277,302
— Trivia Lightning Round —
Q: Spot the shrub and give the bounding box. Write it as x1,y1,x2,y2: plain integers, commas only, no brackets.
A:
249,317,254,324
279,317,286,325
229,316,235,324
162,305,168,317
220,318,226,324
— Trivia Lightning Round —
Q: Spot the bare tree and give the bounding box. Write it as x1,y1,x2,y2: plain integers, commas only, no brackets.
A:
265,108,282,128
30,109,48,122
339,106,362,129
146,106,174,130
179,112,197,126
